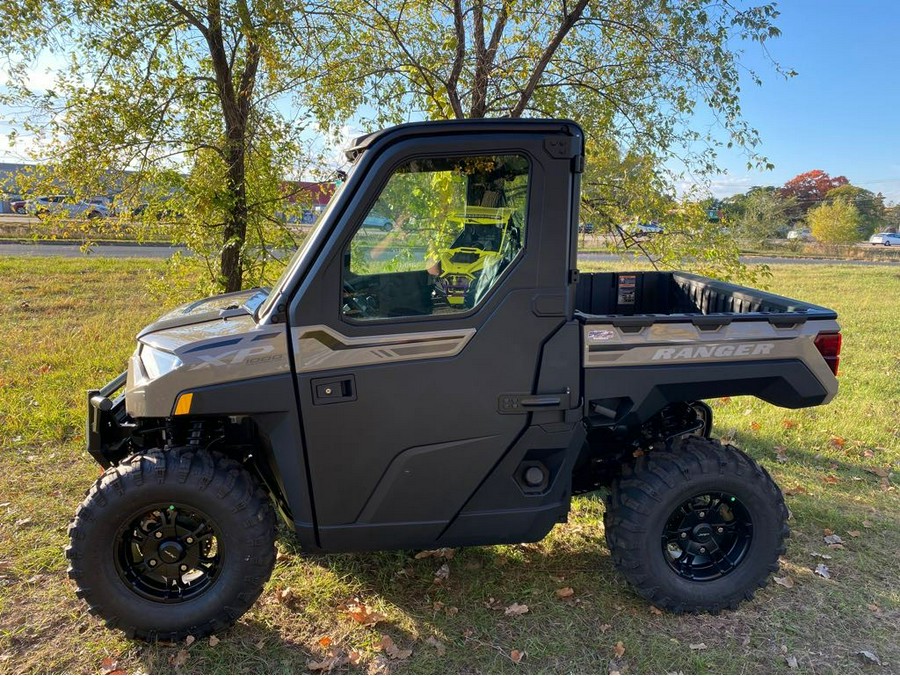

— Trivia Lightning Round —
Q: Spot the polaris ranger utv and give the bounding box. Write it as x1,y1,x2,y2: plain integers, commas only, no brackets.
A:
69,119,842,640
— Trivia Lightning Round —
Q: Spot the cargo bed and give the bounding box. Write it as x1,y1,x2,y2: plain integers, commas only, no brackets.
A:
575,271,837,326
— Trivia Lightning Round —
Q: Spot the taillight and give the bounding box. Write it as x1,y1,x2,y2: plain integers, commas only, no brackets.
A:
814,332,842,376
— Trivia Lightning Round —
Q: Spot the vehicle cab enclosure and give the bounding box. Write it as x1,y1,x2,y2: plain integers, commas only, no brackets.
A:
94,120,588,554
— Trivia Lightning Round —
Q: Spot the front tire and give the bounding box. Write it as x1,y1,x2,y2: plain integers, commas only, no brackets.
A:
66,448,276,640
604,436,788,613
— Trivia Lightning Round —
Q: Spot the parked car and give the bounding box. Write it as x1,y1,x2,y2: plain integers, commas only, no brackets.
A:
869,232,900,246
26,195,108,219
786,227,813,241
578,222,594,234
623,221,664,236
362,213,393,232
10,199,26,214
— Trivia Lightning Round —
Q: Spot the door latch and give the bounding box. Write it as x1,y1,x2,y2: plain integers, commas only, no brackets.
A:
311,375,356,404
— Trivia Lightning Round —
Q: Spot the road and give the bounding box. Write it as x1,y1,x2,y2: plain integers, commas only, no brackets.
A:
1,240,897,266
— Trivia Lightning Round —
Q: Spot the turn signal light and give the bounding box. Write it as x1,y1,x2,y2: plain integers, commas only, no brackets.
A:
814,332,842,376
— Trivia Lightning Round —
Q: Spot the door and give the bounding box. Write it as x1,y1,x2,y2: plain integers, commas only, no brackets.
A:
287,124,582,551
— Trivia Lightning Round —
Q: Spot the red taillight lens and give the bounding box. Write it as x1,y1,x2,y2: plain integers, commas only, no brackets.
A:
814,332,842,376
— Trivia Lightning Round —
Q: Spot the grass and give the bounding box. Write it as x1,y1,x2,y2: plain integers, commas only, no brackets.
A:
0,256,897,674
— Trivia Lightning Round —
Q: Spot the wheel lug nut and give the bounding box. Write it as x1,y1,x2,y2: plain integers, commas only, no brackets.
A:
699,511,705,518
180,564,188,572
185,537,194,544
680,533,687,539
699,547,706,553
149,559,158,567
154,531,163,539
717,527,724,533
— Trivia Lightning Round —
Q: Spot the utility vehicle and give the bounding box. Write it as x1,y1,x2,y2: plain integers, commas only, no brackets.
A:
70,119,841,640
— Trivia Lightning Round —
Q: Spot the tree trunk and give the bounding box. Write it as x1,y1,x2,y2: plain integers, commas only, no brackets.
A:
221,125,247,293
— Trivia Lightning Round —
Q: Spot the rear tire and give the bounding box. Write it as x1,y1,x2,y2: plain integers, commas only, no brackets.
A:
66,448,276,640
604,436,788,613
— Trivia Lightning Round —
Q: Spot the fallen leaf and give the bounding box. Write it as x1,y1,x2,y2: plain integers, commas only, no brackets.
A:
208,635,220,647
822,475,839,485
857,650,881,665
782,419,797,429
318,636,332,648
862,448,875,459
277,587,294,604
810,551,832,560
866,467,890,478
824,534,843,545
823,528,834,536
786,655,799,669
348,650,365,666
171,649,189,669
774,446,789,463
510,649,525,664
433,563,450,583
847,530,861,538
347,601,387,626
184,635,196,647
484,597,505,610
785,485,807,496
649,605,664,615
415,547,455,560
829,435,846,449
308,654,348,672
719,396,731,404
14,518,32,528
862,519,873,528
690,643,708,651
254,639,266,650
446,606,459,615
367,655,390,674
827,543,844,550
814,563,831,579
867,603,880,613
556,587,575,599
100,657,118,675
380,634,412,660
750,421,761,431
599,623,612,633
275,550,291,562
425,636,446,657
613,641,625,658
38,364,51,375
504,602,529,616
773,576,794,589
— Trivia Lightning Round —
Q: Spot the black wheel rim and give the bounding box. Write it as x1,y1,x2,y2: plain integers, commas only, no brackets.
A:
661,492,753,582
114,503,224,603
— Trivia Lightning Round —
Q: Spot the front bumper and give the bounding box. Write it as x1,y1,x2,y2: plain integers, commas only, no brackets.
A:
87,371,133,467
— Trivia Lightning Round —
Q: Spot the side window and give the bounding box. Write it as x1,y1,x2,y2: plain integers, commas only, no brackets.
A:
342,154,529,320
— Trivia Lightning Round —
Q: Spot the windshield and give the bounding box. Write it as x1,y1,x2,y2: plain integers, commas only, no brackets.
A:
256,162,360,320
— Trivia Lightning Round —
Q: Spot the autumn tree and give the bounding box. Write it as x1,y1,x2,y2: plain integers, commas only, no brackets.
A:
312,0,789,280
0,0,320,293
824,184,885,237
779,170,848,221
807,197,861,244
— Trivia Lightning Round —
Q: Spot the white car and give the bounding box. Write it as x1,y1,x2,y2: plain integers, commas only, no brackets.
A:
869,232,900,246
787,227,813,241
623,221,664,236
26,195,109,219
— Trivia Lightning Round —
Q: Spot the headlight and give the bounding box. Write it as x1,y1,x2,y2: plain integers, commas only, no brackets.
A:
140,345,183,379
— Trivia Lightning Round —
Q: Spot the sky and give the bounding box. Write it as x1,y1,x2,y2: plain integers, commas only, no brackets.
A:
691,0,900,203
2,1,899,204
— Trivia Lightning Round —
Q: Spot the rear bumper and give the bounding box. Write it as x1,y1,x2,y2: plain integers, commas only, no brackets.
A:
86,371,132,468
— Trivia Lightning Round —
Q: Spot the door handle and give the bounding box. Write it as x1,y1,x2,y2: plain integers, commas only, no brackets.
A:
498,388,572,414
311,375,357,404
